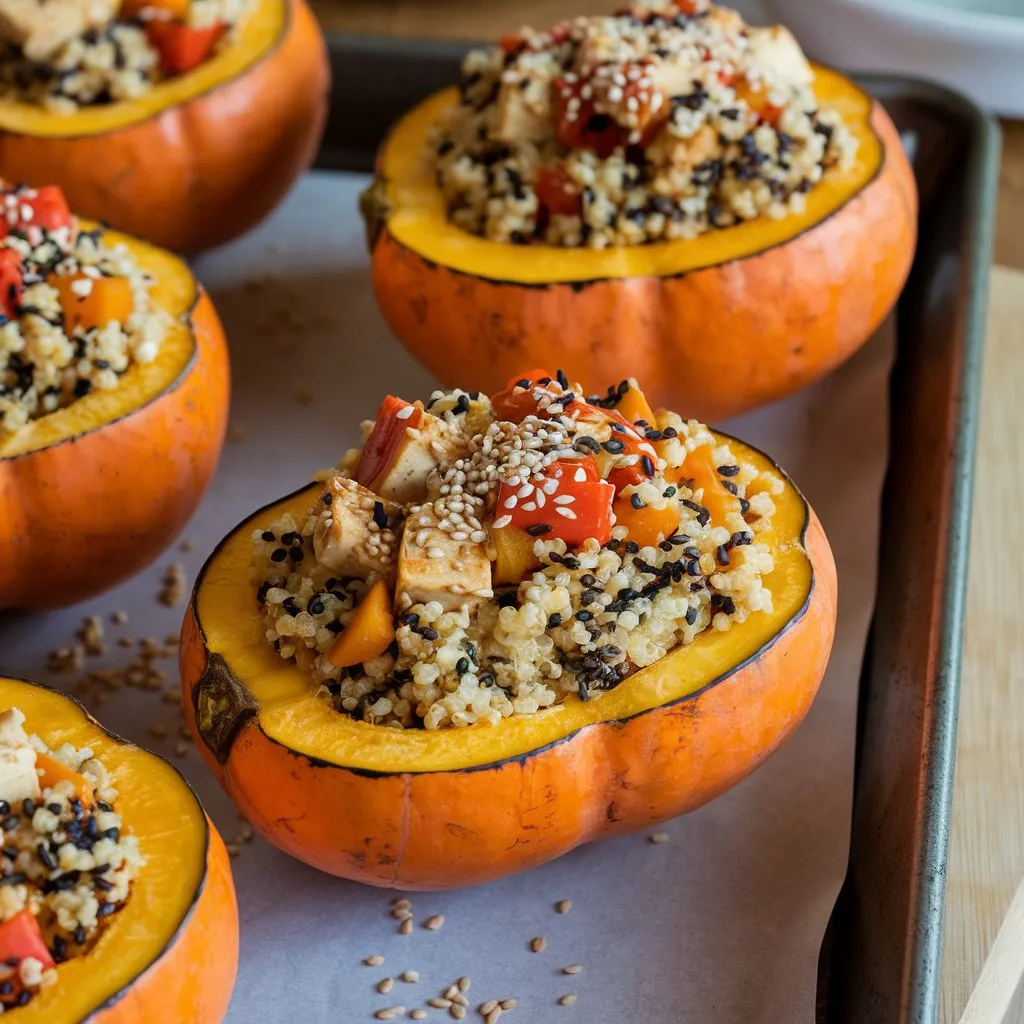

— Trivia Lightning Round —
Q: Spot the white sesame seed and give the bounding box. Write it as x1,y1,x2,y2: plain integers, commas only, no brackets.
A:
396,405,415,420
493,515,513,529
504,496,518,510
521,503,537,512
553,495,575,505
574,467,588,482
555,508,578,519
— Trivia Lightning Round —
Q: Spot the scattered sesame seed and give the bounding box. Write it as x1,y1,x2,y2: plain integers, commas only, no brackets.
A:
649,832,670,844
399,918,414,935
562,965,583,975
530,936,547,952
379,978,395,994
401,970,420,984
556,900,572,914
558,994,577,1006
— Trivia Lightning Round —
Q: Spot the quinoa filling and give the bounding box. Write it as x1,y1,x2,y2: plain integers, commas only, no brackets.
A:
0,0,252,112
0,183,169,439
433,0,857,248
251,372,782,731
0,707,142,1011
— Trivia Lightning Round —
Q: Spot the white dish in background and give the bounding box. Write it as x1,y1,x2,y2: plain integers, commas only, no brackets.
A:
760,0,1024,116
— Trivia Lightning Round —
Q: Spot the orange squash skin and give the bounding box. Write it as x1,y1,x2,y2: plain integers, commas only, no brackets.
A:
0,288,229,611
369,101,916,420
0,0,329,254
93,823,238,1024
181,509,837,891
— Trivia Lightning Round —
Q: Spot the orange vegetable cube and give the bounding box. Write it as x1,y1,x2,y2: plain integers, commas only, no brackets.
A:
614,380,655,427
492,524,541,585
666,443,741,527
327,579,396,668
612,494,681,549
48,272,134,334
35,751,93,805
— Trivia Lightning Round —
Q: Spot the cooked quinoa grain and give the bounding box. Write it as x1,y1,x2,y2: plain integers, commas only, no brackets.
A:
0,0,253,113
0,185,169,439
251,373,780,730
0,708,142,1010
433,1,856,248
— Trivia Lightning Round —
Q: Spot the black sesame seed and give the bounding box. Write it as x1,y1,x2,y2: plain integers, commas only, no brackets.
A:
575,610,593,622
680,498,710,526
562,556,581,569
420,627,439,642
0,802,8,817
37,843,56,870
574,435,600,453
641,455,655,476
740,498,751,514
0,874,25,887
307,597,325,616
321,492,332,505
270,548,287,563
97,901,118,918
16,990,30,1007
580,588,600,606
515,378,531,389
282,598,299,616
609,421,627,434
280,531,301,546
731,531,753,547
663,486,677,498
526,523,553,536
662,426,678,438
455,657,470,675
602,439,626,454
630,493,645,510
546,613,562,629
659,541,673,552
721,480,739,496
556,369,569,389
94,877,114,892
683,546,701,559
497,591,519,609
90,863,110,875
21,799,34,818
624,541,640,554
718,464,740,477
577,678,590,702
716,544,731,566
685,559,702,577
685,606,698,625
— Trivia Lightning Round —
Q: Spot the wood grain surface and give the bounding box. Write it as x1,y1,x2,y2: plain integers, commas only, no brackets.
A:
309,1,1024,1018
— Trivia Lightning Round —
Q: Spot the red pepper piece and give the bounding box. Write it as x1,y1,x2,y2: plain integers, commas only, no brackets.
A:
0,910,54,971
146,20,225,76
491,369,559,422
535,164,582,218
0,185,73,239
554,78,626,158
354,396,423,491
499,457,613,547
0,249,23,321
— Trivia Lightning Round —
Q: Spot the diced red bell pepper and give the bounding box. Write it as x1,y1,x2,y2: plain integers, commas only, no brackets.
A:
354,396,423,491
0,185,73,239
145,20,226,76
499,32,527,54
498,457,613,547
0,249,23,321
491,369,560,422
0,910,54,971
535,164,582,218
554,78,625,158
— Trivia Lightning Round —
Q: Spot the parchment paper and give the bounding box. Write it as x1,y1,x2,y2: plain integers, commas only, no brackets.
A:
0,172,893,1024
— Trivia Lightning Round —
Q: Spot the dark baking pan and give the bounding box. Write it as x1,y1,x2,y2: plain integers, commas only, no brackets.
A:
315,36,1001,1023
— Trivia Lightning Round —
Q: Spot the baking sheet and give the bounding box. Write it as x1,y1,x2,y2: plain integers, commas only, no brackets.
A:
0,170,893,1023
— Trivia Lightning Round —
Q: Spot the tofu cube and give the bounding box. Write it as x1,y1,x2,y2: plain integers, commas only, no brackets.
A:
313,477,403,584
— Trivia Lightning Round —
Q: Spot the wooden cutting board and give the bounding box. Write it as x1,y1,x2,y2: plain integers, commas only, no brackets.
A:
942,265,1024,1024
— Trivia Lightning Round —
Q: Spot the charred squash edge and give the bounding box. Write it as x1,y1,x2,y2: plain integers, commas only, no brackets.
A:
188,433,814,778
